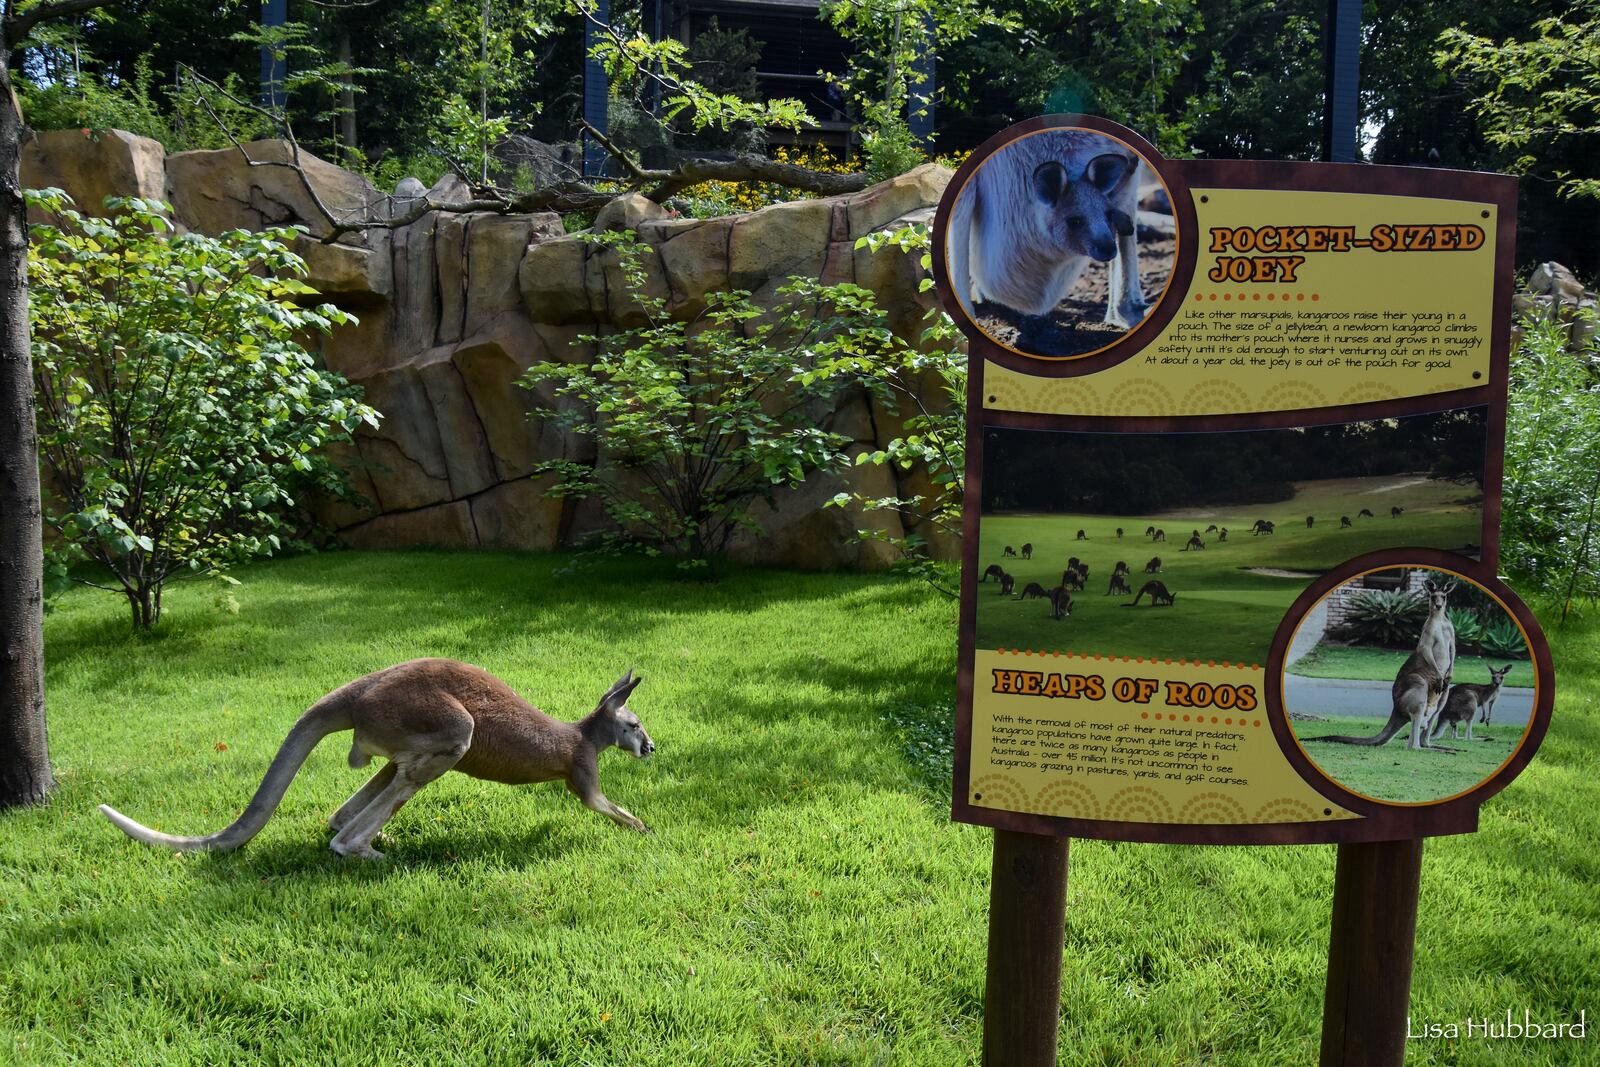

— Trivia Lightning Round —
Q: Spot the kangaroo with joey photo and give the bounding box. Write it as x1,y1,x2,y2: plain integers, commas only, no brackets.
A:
947,129,1149,353
1128,580,1176,606
99,664,656,859
1307,579,1458,751
1432,664,1515,742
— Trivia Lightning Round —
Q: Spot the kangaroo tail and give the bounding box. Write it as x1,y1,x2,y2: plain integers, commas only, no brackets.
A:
98,699,353,852
1305,710,1407,746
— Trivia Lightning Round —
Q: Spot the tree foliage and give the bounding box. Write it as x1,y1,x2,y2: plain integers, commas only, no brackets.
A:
28,193,378,629
518,232,880,564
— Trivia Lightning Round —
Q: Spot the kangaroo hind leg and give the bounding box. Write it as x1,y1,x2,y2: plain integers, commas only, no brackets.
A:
330,712,473,859
329,762,396,832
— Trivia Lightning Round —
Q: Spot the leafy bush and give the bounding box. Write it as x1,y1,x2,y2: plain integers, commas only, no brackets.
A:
1331,589,1427,648
1447,606,1486,651
1502,311,1600,612
862,115,926,185
28,193,378,629
1479,616,1530,659
18,56,171,144
518,232,882,565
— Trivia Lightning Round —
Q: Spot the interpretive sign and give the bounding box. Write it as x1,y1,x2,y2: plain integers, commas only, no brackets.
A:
938,115,1553,844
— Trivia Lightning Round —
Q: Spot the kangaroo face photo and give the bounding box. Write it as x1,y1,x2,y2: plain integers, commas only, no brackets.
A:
946,126,1175,358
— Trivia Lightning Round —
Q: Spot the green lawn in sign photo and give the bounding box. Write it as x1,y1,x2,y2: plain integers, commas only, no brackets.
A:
1290,727,1525,805
975,474,1482,663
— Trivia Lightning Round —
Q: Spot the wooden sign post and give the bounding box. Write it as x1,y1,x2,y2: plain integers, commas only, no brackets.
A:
934,115,1555,1065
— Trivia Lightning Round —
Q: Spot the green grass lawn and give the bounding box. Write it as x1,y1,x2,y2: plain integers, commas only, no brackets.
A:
3,551,1596,1065
1294,729,1518,804
978,475,1482,662
1290,643,1537,689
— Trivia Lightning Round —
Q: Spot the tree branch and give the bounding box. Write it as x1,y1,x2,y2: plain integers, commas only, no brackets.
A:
6,0,119,39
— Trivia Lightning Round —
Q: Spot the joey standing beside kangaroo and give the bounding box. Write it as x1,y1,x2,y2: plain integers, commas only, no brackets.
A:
1432,664,1515,742
99,663,656,859
1306,580,1458,751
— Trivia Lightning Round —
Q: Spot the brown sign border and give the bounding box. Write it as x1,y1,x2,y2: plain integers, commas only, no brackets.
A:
946,116,1538,845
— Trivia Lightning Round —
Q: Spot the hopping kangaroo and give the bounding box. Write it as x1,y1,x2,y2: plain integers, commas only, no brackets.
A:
1307,581,1458,751
1432,665,1515,741
99,663,655,859
1128,580,1175,606
947,129,1148,344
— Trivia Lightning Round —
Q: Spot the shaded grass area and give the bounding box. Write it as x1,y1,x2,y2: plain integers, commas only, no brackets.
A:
1291,643,1536,688
977,475,1481,662
0,551,1594,1065
1295,730,1518,804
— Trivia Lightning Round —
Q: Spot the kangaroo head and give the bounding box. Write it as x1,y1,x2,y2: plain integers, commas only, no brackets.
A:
596,670,654,758
1032,151,1133,263
1421,578,1455,614
1490,664,1514,686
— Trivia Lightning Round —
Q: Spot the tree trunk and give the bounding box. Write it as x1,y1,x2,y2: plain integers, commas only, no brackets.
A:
0,46,56,810
338,29,356,156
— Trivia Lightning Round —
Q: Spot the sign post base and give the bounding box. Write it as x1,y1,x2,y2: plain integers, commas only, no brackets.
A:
983,829,1070,1066
1320,838,1424,1067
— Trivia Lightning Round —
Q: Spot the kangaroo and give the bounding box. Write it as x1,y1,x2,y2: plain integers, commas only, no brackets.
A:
1076,529,1089,541
1432,665,1515,741
1306,515,1315,529
1116,527,1124,539
1145,525,1156,538
1218,528,1228,542
99,664,655,859
1106,573,1132,596
999,573,1016,596
1112,560,1130,577
1152,529,1166,542
1020,543,1033,560
1182,534,1205,551
1205,524,1218,533
1338,515,1350,528
1128,580,1175,606
1061,568,1085,592
1359,508,1374,518
1049,586,1073,619
1017,581,1049,600
1075,562,1090,581
982,563,1006,583
1144,555,1162,573
1003,545,1018,557
1252,519,1275,535
947,129,1148,345
1067,556,1080,571
1306,580,1458,751
1391,506,1404,518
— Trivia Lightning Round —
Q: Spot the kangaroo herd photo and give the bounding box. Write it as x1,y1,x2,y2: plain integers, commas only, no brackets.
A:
976,411,1488,661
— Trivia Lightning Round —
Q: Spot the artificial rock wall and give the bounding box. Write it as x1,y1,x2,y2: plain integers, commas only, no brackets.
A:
22,129,957,569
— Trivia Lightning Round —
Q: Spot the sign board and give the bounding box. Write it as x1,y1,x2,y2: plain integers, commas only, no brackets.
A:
938,115,1554,844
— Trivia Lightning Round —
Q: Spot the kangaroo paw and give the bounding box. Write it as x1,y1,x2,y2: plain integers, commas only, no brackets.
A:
331,841,387,860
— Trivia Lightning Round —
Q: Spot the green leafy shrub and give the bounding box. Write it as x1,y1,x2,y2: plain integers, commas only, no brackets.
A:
1331,589,1427,648
518,232,881,564
1479,617,1530,659
1502,311,1600,611
1447,606,1487,651
28,192,379,629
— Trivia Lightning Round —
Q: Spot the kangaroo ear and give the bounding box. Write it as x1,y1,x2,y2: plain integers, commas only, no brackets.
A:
1086,152,1131,192
1032,160,1066,204
599,669,640,711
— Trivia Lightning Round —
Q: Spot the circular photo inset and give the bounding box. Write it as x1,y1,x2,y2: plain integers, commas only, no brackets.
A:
945,126,1176,359
1283,566,1537,806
